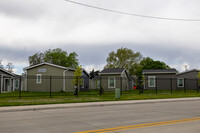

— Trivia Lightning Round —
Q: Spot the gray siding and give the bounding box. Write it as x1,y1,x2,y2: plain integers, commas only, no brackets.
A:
177,71,199,90
144,73,177,90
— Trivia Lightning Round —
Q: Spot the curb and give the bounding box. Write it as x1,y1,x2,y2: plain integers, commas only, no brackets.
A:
0,97,200,113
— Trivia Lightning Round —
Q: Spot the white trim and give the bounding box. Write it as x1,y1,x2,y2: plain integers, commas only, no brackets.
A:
143,72,177,74
36,74,42,84
13,78,14,91
177,69,200,75
63,69,69,92
0,67,16,76
148,76,156,87
25,74,27,91
24,62,75,71
177,78,184,87
108,77,116,88
99,73,122,75
3,78,10,92
1,75,3,92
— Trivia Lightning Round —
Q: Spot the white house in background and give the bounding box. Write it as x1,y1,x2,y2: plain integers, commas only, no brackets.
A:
0,67,20,93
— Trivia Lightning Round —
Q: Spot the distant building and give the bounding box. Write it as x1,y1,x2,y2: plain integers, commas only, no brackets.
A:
0,67,19,92
98,68,130,91
23,62,90,92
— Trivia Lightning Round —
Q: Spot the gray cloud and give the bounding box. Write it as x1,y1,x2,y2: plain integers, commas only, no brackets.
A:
0,0,200,73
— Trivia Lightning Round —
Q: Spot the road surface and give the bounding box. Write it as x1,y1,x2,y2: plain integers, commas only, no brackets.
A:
0,100,200,133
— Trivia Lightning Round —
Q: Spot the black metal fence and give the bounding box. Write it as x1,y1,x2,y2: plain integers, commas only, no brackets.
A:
0,76,199,98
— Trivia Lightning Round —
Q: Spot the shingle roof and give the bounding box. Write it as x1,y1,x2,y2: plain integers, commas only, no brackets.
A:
0,67,16,76
99,68,125,74
177,69,199,75
142,69,177,74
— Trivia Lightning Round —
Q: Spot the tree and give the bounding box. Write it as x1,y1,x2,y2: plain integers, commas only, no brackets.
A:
6,62,14,73
134,57,170,81
140,57,170,70
72,65,83,92
28,48,79,68
0,60,3,69
43,48,68,67
28,52,44,66
89,69,100,79
104,47,142,73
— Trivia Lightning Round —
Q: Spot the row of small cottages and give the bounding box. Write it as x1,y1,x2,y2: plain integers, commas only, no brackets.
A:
0,62,133,92
1,62,199,93
143,69,200,90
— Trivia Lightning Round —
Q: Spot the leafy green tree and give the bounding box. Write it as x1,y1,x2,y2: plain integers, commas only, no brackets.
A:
28,48,79,68
89,69,100,79
72,65,83,91
104,47,142,73
28,52,44,66
135,57,170,80
43,48,68,67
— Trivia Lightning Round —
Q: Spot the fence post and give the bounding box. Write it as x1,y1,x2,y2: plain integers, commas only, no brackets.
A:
76,76,79,97
120,77,122,96
99,77,102,96
0,76,1,94
170,78,172,94
184,78,186,93
155,78,158,94
50,76,52,98
197,78,199,93
19,76,21,99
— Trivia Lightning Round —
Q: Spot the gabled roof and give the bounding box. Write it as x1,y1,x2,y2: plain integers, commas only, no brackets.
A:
99,68,129,79
99,68,125,75
24,62,90,77
142,69,178,74
82,68,90,77
24,62,75,71
177,69,200,75
0,67,16,77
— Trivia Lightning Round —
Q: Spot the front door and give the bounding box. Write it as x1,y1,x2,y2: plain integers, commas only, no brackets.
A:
3,78,9,92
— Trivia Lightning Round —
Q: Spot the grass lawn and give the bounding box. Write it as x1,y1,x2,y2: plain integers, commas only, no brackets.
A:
0,89,200,107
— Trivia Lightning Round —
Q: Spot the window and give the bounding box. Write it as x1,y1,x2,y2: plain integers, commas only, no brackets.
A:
38,68,46,72
148,76,156,87
15,80,19,88
36,74,42,84
108,77,115,88
177,78,184,87
97,80,101,88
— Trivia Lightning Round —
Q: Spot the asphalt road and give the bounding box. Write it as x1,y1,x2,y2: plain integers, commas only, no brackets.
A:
0,100,200,133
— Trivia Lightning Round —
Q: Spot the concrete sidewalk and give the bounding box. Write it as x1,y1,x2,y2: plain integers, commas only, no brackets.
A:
1,97,200,113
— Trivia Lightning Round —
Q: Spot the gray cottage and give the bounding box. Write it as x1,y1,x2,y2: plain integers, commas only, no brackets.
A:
23,62,90,92
142,69,178,90
176,69,199,90
98,68,130,91
0,67,19,92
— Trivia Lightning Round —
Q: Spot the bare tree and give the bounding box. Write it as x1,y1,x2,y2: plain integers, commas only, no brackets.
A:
6,62,14,73
0,60,4,69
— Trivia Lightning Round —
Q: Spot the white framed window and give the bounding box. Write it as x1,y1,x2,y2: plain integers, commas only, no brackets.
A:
108,77,115,88
177,78,184,87
15,80,19,88
36,74,42,84
97,80,100,88
148,76,156,87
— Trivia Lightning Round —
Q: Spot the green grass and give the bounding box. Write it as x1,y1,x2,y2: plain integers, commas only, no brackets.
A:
0,89,199,107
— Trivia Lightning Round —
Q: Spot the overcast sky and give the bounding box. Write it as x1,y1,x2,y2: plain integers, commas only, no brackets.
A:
0,0,200,74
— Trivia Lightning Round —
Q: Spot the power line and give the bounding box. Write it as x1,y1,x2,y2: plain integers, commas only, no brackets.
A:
65,0,200,22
